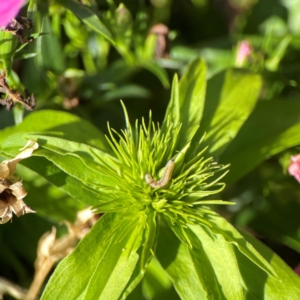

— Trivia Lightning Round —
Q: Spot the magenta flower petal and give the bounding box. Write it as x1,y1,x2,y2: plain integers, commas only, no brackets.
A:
288,155,300,183
236,40,252,67
0,0,24,27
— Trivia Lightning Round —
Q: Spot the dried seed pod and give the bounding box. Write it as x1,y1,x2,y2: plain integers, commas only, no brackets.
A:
145,159,175,189
0,140,38,224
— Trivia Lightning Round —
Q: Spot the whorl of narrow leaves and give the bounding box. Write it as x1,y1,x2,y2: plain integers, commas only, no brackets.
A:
92,103,230,234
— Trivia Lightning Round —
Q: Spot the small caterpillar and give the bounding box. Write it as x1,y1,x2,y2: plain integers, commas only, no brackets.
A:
145,159,175,189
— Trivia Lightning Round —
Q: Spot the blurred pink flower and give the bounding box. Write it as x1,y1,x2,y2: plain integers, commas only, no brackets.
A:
294,263,300,276
288,154,300,183
0,0,24,27
236,40,252,67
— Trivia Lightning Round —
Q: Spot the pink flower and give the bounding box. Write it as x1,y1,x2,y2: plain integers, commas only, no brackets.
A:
288,154,300,183
294,263,300,276
235,40,252,67
0,0,24,28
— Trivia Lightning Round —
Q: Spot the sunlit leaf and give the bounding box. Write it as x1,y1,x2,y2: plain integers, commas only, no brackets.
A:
0,110,110,151
220,100,300,184
198,69,262,157
41,212,154,300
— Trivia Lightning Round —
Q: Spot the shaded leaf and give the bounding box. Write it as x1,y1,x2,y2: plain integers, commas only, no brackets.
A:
119,209,157,299
187,224,243,299
156,222,207,300
142,257,180,300
18,164,84,222
39,15,65,73
201,208,276,277
220,100,300,184
22,156,100,206
142,62,170,89
0,109,110,151
237,232,300,299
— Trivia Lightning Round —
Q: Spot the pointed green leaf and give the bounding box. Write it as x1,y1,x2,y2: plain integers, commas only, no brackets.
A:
163,74,180,126
17,164,84,222
119,209,158,299
0,31,18,75
161,74,180,142
197,69,262,157
41,212,146,300
21,156,100,206
27,0,37,21
0,133,119,207
200,208,276,277
187,224,244,299
1,133,117,189
0,109,110,151
156,222,207,300
177,58,207,148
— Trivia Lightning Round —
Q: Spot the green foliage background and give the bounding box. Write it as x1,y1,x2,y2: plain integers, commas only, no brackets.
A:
1,0,300,299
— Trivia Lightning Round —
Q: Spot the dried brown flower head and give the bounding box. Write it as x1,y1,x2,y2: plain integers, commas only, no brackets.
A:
0,70,36,111
25,208,98,300
0,140,38,224
4,17,34,44
149,23,170,58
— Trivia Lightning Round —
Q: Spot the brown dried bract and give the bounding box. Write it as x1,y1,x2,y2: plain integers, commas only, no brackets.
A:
4,17,34,44
150,23,170,59
0,70,36,110
0,140,38,224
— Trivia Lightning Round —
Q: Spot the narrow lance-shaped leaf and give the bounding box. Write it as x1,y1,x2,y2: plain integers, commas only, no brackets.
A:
156,222,208,300
163,58,206,149
1,133,119,191
120,209,157,299
56,0,114,44
162,74,180,131
179,58,206,142
21,156,100,206
187,223,244,299
41,212,148,300
39,15,65,73
191,69,262,158
0,109,110,151
0,31,18,75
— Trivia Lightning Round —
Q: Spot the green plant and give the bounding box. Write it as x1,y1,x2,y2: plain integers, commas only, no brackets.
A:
1,58,300,299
